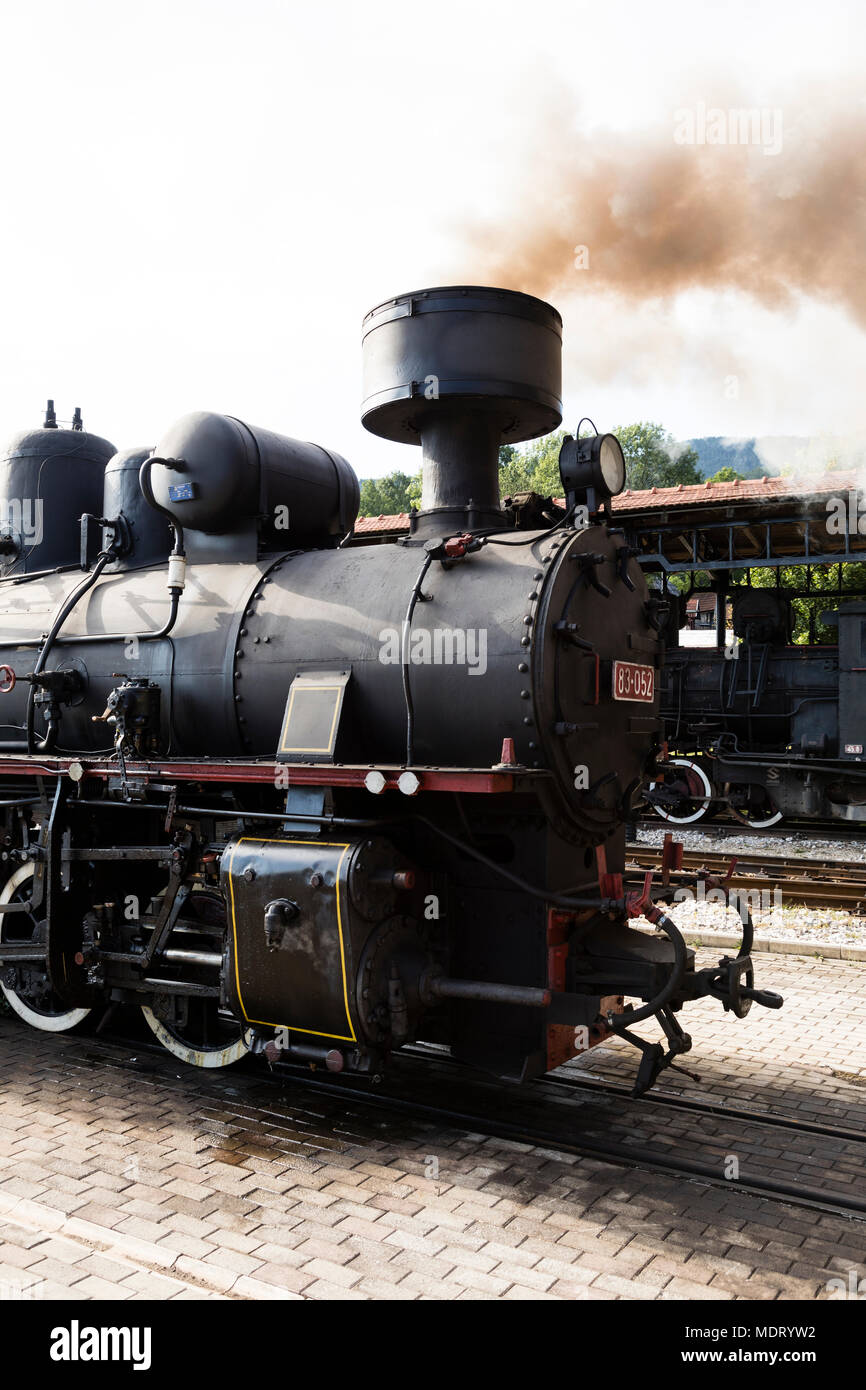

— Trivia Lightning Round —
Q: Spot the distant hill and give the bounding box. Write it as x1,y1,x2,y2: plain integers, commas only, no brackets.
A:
683,435,866,479
683,437,767,478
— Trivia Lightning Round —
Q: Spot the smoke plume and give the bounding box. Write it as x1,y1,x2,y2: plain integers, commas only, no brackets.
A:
459,90,866,326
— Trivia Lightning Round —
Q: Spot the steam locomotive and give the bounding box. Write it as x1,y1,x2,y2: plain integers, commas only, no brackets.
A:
0,286,781,1096
650,589,866,827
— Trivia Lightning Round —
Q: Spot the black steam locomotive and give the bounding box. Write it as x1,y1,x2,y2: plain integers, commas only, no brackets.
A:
0,286,780,1095
650,589,866,827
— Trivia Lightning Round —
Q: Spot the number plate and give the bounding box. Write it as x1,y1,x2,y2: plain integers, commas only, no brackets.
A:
612,660,655,703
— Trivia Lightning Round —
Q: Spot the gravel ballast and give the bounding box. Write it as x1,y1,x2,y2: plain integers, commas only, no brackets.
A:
632,823,866,956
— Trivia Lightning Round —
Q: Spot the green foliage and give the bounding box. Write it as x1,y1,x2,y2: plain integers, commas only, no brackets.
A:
357,421,702,516
357,438,567,517
498,431,568,499
499,421,701,499
612,422,702,491
708,465,745,482
406,471,422,509
733,562,866,643
357,470,419,517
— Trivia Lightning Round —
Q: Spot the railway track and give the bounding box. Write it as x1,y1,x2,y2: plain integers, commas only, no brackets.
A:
56,1019,865,1225
543,1067,866,1146
635,813,866,844
265,1046,866,1222
626,845,866,912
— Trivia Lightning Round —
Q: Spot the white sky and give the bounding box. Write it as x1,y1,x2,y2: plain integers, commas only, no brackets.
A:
0,0,863,478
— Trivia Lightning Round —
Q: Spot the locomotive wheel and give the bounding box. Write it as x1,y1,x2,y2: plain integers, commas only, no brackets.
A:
648,757,715,825
140,888,251,1067
726,786,783,830
0,865,91,1032
141,999,251,1068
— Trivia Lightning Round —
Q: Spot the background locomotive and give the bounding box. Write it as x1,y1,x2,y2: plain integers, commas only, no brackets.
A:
0,286,781,1096
649,588,866,827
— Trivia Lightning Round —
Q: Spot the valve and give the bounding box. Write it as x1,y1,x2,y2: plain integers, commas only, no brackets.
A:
0,665,15,693
423,534,483,563
264,898,300,951
90,677,161,759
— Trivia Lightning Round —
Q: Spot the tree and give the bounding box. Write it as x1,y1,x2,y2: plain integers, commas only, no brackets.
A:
358,421,701,515
499,422,702,500
497,443,527,495
612,422,702,491
357,471,419,516
737,561,866,644
358,435,566,515
708,465,746,483
498,431,567,499
406,470,422,510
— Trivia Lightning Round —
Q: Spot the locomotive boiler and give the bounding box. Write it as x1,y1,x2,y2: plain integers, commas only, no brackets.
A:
0,287,781,1095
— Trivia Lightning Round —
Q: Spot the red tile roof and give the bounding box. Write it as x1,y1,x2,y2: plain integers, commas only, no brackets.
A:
353,511,413,534
352,472,859,534
611,470,859,511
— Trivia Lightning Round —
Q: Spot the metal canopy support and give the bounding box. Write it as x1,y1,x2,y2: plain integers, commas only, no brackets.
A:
628,508,866,576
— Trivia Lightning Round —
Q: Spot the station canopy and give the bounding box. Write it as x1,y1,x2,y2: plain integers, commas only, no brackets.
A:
614,472,866,575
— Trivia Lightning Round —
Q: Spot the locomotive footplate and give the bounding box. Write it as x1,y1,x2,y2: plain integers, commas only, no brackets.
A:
0,754,536,795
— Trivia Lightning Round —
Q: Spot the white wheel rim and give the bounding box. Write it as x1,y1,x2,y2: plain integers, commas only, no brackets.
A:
0,864,91,1032
141,1004,251,1068
732,804,783,829
648,758,713,825
725,782,783,828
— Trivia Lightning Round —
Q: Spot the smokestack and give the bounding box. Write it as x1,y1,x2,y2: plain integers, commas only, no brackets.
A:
361,286,563,533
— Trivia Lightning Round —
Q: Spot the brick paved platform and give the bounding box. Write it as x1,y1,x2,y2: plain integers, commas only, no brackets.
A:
0,949,864,1301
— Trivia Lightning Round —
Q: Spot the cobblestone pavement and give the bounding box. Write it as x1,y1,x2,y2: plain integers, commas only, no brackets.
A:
0,950,864,1301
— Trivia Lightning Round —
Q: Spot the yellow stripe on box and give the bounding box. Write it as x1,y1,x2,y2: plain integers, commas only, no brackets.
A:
227,837,357,1042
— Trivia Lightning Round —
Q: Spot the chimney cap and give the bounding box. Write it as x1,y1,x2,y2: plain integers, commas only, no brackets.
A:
360,284,563,448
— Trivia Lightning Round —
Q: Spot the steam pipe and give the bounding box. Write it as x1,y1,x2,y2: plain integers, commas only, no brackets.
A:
273,1042,344,1070
423,974,551,1008
138,458,186,559
25,549,115,752
162,947,223,968
401,552,434,765
418,412,503,523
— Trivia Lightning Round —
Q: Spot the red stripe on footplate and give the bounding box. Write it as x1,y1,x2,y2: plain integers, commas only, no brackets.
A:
0,757,517,793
